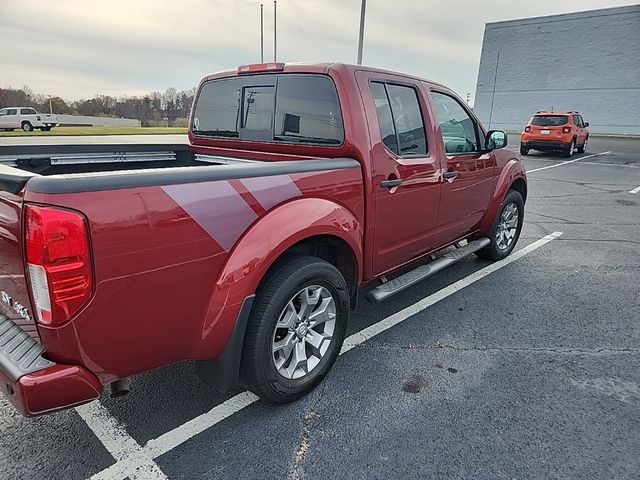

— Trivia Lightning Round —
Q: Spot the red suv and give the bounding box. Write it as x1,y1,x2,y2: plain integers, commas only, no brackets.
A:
520,111,589,157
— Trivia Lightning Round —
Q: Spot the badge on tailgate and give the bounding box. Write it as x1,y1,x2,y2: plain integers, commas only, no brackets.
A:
1,290,31,321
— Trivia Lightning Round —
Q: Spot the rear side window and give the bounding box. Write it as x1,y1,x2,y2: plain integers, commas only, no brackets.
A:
193,74,343,145
531,115,568,126
370,82,428,156
20,108,36,115
6,109,17,115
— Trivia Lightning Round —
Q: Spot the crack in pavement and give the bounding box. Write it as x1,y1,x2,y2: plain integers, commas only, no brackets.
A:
290,410,320,480
354,343,639,356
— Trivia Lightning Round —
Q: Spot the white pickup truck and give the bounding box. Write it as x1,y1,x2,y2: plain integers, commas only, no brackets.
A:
0,107,58,131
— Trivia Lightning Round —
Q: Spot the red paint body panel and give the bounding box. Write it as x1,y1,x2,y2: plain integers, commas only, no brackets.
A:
0,62,526,415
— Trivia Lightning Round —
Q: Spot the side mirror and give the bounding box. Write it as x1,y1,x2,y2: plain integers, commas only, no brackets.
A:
584,122,590,127
485,130,507,151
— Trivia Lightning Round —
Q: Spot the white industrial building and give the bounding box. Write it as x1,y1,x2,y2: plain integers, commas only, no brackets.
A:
474,5,640,135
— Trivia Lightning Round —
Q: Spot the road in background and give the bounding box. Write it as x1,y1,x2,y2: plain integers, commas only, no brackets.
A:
1,139,639,480
0,134,188,145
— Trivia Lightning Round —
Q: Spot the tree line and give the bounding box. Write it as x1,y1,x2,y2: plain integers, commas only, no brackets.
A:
0,86,196,127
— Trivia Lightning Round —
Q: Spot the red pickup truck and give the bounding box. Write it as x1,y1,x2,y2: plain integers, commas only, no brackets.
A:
0,62,526,416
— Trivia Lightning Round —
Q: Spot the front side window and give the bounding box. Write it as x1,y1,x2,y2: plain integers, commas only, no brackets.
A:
0,109,7,116
370,82,428,156
193,74,343,145
531,115,568,126
431,91,479,154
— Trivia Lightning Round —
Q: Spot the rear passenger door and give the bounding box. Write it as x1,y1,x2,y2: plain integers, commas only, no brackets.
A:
0,109,18,128
573,115,586,145
430,90,496,245
356,72,442,275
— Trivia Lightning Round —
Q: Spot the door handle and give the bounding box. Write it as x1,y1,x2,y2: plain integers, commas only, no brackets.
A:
380,178,402,188
442,171,458,179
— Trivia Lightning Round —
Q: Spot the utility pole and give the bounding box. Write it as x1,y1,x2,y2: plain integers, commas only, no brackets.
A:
274,1,277,62
49,97,53,114
260,4,264,62
357,0,366,65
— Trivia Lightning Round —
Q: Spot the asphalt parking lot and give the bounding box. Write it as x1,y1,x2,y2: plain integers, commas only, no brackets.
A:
1,135,639,480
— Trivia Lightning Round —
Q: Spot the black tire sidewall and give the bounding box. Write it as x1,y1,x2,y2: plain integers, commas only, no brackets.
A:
480,190,525,260
243,257,349,402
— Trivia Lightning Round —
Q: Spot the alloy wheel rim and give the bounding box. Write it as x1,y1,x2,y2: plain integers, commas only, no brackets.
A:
271,285,336,380
496,202,519,251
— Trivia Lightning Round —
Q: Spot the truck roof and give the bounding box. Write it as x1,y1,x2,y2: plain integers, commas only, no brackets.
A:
201,62,448,90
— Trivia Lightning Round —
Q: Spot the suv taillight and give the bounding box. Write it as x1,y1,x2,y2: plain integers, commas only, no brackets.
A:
562,126,572,134
25,205,93,326
524,126,531,133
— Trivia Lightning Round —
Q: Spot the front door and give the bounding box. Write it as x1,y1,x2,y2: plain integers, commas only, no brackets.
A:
356,72,442,275
430,91,496,245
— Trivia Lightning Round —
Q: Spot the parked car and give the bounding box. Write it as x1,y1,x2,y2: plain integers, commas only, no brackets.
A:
0,62,527,416
0,107,58,132
520,111,589,157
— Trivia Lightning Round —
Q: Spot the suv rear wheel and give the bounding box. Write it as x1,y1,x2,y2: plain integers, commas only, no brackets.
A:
520,144,529,155
240,256,349,403
563,139,575,158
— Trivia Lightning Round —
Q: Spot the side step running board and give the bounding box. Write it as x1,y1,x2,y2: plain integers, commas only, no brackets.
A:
366,238,491,303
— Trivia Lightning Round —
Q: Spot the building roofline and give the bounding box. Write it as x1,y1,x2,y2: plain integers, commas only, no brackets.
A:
485,4,639,28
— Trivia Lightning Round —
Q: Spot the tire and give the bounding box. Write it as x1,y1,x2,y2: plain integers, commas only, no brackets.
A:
42,127,51,131
2,129,14,132
520,144,529,155
240,256,349,403
563,139,576,158
21,122,33,132
577,137,587,154
475,190,525,261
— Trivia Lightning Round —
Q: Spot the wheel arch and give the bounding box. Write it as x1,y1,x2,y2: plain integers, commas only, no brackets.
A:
509,177,527,203
196,197,363,360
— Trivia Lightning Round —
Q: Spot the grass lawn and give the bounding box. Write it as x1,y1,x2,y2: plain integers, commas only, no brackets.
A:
0,126,188,136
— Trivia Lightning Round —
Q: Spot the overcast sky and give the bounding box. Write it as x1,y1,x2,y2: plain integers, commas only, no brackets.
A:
1,0,636,100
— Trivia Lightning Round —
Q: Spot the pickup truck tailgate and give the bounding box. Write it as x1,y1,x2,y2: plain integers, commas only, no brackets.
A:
0,167,38,339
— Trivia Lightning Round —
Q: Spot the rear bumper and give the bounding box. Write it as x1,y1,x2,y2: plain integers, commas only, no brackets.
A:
0,314,102,416
521,139,571,150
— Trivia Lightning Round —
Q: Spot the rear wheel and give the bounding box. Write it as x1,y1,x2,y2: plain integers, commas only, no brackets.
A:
520,144,529,155
21,122,33,132
563,139,576,158
475,190,524,261
240,256,349,403
577,137,587,154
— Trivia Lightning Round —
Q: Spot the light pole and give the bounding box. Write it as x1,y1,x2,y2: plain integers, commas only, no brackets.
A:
260,4,264,62
274,1,277,62
357,0,366,65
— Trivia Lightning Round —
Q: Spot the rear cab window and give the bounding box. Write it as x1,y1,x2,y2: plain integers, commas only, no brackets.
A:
531,115,568,126
193,74,344,146
370,81,428,157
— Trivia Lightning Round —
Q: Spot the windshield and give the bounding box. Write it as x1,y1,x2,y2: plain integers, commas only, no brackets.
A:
531,115,568,126
192,74,344,146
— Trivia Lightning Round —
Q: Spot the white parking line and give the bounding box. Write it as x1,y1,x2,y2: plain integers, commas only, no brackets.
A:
76,402,168,480
83,231,563,480
630,186,640,194
527,152,611,173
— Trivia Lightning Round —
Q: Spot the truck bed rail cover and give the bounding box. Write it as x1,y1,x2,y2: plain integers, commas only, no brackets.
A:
25,157,361,194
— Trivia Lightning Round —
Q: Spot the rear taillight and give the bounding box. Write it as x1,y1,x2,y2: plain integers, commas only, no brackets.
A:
25,205,93,326
524,126,531,133
562,126,572,134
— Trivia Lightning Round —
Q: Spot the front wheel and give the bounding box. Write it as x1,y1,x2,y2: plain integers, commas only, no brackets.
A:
240,256,349,403
577,137,587,154
476,190,524,261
